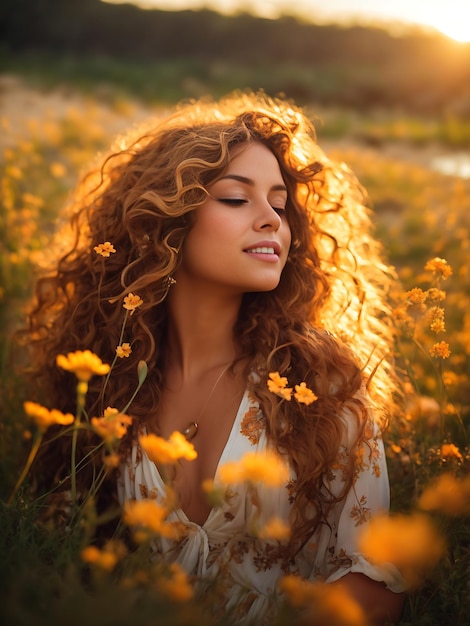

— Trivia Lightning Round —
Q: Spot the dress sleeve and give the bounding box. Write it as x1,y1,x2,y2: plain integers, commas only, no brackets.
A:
306,401,406,593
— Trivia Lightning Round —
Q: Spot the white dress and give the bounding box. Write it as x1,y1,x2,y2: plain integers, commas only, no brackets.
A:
117,389,405,623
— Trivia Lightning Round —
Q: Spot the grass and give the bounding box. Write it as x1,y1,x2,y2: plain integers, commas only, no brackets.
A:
1,76,469,625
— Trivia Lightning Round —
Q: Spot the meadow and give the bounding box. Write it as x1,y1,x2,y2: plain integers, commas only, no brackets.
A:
0,74,469,625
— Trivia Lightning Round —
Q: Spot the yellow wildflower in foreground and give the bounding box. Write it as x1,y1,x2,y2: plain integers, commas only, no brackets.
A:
123,292,144,314
81,540,126,572
218,450,289,487
123,499,178,539
267,371,293,401
23,401,74,433
156,563,194,602
429,341,451,359
258,516,291,541
424,257,453,279
91,407,132,444
140,431,197,464
116,342,132,358
56,349,110,382
419,473,470,517
279,576,367,626
294,382,318,405
358,513,446,588
441,443,463,461
94,241,116,257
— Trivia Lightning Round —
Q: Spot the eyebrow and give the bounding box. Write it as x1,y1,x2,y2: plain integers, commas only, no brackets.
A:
219,174,287,192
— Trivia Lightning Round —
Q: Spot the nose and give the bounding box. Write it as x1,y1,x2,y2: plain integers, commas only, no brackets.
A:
253,199,282,232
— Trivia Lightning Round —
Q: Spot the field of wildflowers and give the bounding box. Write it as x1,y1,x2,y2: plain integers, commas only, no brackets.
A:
0,79,469,625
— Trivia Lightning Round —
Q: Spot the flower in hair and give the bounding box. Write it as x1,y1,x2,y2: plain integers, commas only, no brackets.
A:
267,372,317,405
267,371,292,401
123,293,144,315
94,241,116,257
294,382,318,405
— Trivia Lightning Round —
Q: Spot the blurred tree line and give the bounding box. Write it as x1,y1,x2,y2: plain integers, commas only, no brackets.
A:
1,0,470,115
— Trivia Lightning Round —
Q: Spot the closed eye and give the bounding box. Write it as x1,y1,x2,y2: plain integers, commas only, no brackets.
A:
218,198,248,206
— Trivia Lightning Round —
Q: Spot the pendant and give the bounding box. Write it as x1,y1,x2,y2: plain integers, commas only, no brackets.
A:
181,421,198,441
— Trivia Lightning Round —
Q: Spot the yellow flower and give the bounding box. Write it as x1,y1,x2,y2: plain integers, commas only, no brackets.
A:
406,287,426,304
258,516,291,541
116,342,132,358
358,513,446,588
218,450,289,487
419,473,470,517
23,401,74,433
294,382,318,405
156,563,194,602
123,499,177,539
427,306,446,333
429,341,451,359
56,349,110,382
94,241,116,257
139,431,197,464
91,407,132,444
267,371,292,400
81,541,126,572
103,453,121,469
279,577,366,626
424,257,453,279
50,161,67,178
123,293,143,315
440,443,463,461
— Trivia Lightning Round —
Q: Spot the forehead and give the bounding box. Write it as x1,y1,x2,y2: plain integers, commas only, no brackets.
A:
222,142,285,180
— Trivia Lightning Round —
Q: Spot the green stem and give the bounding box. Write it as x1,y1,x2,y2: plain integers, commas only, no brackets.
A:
71,380,88,506
7,433,43,505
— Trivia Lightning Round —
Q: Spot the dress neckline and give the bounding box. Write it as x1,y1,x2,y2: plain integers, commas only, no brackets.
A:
141,389,252,527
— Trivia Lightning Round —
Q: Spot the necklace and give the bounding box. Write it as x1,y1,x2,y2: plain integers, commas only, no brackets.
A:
180,362,232,441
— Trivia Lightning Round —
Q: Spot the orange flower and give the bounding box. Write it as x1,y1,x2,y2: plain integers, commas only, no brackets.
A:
406,288,426,304
123,499,178,539
424,257,452,279
279,576,366,626
440,443,463,461
156,563,194,602
81,540,126,572
94,241,116,257
23,401,74,433
359,513,446,587
218,450,289,487
139,431,197,464
91,407,132,444
116,342,132,358
294,382,318,405
123,293,143,315
419,473,470,517
429,341,451,359
267,371,292,400
56,349,110,382
258,516,291,541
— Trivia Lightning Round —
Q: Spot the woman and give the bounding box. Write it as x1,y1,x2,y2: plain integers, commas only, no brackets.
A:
23,92,405,624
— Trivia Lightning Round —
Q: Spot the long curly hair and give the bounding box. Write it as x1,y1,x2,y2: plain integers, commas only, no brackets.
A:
20,91,397,544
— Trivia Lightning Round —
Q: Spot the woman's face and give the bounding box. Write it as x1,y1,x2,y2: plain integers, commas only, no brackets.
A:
176,142,292,295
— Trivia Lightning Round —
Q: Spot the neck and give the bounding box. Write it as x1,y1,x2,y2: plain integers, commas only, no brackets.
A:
166,283,242,381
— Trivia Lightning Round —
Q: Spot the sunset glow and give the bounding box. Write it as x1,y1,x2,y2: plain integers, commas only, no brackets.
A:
112,0,470,43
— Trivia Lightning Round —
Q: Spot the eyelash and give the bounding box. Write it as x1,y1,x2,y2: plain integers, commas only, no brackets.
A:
219,198,286,213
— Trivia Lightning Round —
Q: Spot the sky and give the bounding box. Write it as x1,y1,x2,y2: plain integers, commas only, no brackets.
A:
106,0,470,42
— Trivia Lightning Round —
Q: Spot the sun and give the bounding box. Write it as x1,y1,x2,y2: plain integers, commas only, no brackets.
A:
417,7,470,43
436,21,470,43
